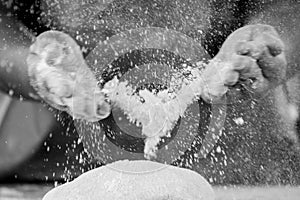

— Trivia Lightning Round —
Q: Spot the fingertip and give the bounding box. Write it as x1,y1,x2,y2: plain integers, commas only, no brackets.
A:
96,101,111,119
224,71,239,86
267,42,284,57
261,32,285,57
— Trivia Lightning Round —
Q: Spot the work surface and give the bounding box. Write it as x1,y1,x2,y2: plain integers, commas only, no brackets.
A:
0,184,299,200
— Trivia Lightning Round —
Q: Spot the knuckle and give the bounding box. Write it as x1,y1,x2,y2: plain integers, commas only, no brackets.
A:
235,41,251,55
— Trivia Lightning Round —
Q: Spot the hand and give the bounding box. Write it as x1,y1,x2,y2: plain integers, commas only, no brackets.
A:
27,31,111,121
201,24,287,103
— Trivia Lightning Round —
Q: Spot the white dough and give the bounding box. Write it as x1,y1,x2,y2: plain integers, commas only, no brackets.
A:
43,160,215,200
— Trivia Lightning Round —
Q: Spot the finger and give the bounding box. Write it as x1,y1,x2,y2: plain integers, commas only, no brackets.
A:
250,24,284,56
231,55,263,83
96,101,111,119
232,54,257,72
234,39,286,85
257,52,287,84
225,62,273,95
235,40,267,59
93,91,111,119
230,55,267,89
34,30,83,72
235,41,253,55
256,32,285,57
223,70,239,86
236,32,285,59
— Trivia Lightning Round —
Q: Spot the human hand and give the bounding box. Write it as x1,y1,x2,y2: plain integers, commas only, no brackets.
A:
27,31,111,121
201,24,287,103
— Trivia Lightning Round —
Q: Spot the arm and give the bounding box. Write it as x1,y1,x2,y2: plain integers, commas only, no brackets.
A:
199,0,299,142
0,12,40,100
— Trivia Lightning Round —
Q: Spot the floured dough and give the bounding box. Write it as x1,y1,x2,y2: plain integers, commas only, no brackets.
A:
43,160,215,200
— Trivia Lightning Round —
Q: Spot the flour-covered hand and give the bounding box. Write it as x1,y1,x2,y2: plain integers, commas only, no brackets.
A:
27,31,111,121
201,24,287,102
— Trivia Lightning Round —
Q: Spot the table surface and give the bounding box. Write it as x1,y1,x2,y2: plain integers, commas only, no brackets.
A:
0,184,300,200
